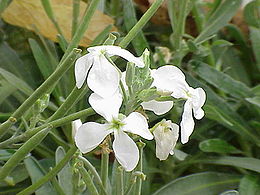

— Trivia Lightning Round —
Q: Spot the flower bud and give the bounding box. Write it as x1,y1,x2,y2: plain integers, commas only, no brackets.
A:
152,119,179,161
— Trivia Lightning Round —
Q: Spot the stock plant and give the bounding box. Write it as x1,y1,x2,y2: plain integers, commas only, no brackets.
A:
0,0,260,195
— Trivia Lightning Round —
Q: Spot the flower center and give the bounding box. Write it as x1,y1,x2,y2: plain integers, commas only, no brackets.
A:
109,118,125,130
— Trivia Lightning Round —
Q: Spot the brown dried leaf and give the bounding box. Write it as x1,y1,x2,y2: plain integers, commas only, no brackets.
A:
1,0,117,47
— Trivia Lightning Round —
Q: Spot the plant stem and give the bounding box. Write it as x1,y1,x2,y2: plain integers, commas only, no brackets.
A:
0,108,95,148
119,0,165,48
0,127,52,181
0,48,81,138
72,0,80,37
76,162,99,195
101,152,109,194
17,146,77,195
78,156,107,195
116,165,124,195
134,142,145,195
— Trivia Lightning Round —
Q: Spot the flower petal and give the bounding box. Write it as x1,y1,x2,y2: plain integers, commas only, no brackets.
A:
75,122,112,153
192,88,206,119
88,46,144,67
153,121,179,160
180,101,195,144
141,100,173,115
152,65,187,93
87,55,120,98
72,119,82,139
74,53,93,88
123,112,153,140
89,91,122,121
113,131,139,171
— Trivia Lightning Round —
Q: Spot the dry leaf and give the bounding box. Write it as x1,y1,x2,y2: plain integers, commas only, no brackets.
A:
1,0,117,47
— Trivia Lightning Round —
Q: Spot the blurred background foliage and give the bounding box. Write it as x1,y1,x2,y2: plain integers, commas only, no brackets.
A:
0,0,260,194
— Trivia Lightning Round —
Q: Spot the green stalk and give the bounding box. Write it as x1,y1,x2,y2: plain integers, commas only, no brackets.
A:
17,146,77,195
101,152,109,194
0,108,95,148
78,156,107,195
0,127,52,181
0,48,81,137
119,0,165,48
63,0,101,60
116,165,124,195
72,0,80,36
134,142,145,195
76,162,99,195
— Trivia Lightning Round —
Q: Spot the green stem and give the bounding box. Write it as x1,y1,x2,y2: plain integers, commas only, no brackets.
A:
76,162,99,195
78,156,107,195
101,152,109,194
119,0,165,48
72,0,80,37
0,49,81,137
17,146,77,195
116,165,124,195
134,142,145,195
63,0,101,60
0,108,95,148
0,128,52,181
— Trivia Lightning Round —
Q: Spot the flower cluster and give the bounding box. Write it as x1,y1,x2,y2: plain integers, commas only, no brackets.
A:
73,46,206,171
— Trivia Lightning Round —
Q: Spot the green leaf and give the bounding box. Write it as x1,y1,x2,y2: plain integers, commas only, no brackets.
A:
24,156,57,195
239,175,260,195
205,156,260,173
246,96,260,108
55,146,73,195
152,172,240,195
186,75,258,145
191,60,253,99
0,164,29,187
250,27,260,71
122,0,149,55
199,139,241,154
195,0,242,43
0,67,34,96
0,80,16,104
212,40,233,47
244,1,260,28
29,38,53,79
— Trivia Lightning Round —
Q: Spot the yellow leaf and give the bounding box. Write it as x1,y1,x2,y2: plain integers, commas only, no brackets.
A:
1,0,117,47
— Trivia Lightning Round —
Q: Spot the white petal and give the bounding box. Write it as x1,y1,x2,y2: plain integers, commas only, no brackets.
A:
180,101,195,144
87,55,120,98
141,100,173,115
191,88,206,120
113,131,139,171
121,71,127,90
123,112,153,140
152,65,187,93
89,92,122,121
74,53,93,88
88,46,144,67
75,122,112,153
153,122,179,160
72,119,82,139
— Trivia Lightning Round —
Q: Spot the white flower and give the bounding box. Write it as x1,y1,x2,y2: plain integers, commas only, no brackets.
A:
72,119,82,139
74,46,144,98
74,91,153,171
142,65,206,144
152,119,179,161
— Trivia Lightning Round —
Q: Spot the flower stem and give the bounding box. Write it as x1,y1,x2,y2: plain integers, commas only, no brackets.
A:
0,48,81,138
101,152,109,194
119,0,165,48
134,142,146,195
76,162,99,195
78,156,108,195
0,108,95,148
17,145,77,195
116,165,124,195
0,127,52,181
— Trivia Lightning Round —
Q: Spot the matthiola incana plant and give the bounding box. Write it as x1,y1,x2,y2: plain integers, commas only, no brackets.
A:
73,45,206,180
